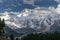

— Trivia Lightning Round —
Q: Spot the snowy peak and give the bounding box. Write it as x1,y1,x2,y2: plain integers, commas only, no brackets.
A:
5,7,60,33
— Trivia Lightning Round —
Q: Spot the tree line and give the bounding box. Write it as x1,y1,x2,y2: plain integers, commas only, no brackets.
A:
21,32,60,40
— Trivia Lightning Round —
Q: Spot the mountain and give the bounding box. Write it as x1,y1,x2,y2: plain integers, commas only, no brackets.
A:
5,26,20,36
49,20,60,33
5,26,36,36
15,28,36,34
5,7,60,35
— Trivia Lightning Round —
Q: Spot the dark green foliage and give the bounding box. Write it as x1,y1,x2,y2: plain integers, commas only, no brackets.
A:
10,34,14,40
0,18,7,40
16,38,19,40
21,32,60,40
0,18,5,35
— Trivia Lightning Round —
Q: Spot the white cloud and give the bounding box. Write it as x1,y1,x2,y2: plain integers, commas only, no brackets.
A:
47,4,60,14
0,0,4,2
23,0,34,5
0,12,10,20
4,8,12,11
54,0,60,3
55,4,60,14
0,0,6,2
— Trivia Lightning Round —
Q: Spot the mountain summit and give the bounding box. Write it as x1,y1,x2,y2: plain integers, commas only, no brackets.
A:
5,7,60,34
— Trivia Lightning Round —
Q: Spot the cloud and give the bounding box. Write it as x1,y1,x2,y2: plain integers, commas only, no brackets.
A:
54,0,60,3
4,8,12,11
0,0,6,2
0,0,4,2
48,4,60,14
48,6,55,11
56,4,60,13
0,12,10,20
23,0,34,5
49,4,60,14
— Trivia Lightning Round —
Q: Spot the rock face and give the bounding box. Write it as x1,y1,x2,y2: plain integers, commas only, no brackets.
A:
49,20,60,32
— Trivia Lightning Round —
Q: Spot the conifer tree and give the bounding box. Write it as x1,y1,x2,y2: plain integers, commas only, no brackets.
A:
10,34,14,40
0,18,5,35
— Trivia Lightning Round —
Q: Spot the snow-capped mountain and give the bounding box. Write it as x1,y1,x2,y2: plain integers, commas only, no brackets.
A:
4,7,60,34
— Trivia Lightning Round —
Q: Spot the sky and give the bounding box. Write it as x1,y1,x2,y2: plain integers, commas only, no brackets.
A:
0,0,59,12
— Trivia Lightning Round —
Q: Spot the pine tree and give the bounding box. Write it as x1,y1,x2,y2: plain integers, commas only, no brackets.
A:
0,18,7,40
10,34,14,40
0,18,5,35
16,38,19,40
